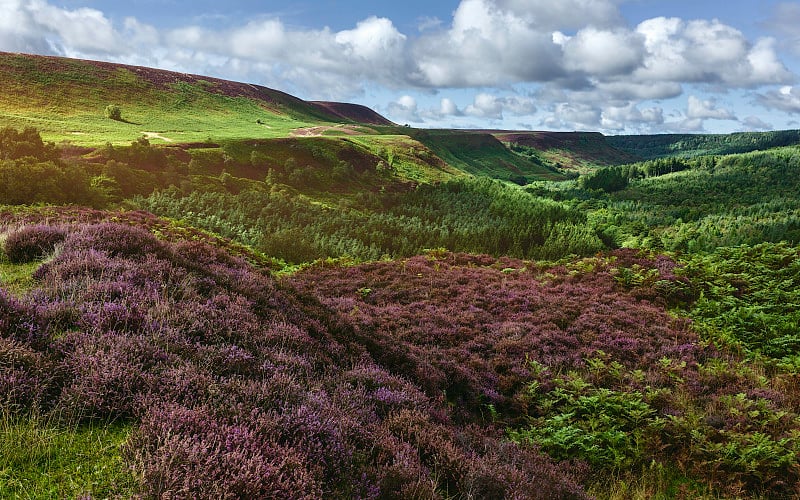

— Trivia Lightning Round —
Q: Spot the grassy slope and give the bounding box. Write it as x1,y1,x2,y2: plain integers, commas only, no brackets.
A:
0,52,342,145
496,131,640,170
607,130,800,159
0,52,579,183
407,129,568,181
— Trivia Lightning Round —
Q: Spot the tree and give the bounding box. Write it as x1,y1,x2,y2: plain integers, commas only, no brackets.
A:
105,104,123,121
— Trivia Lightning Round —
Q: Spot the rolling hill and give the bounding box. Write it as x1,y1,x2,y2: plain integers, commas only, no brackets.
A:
0,51,386,145
3,51,800,499
0,51,629,182
496,131,640,170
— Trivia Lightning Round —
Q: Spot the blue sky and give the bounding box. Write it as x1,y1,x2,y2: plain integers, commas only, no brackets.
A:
3,0,800,134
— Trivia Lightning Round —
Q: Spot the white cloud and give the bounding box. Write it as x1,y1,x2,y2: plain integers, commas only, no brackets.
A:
464,94,537,120
757,86,800,114
0,0,130,56
387,95,421,122
410,0,563,87
561,28,644,76
742,116,773,130
601,104,664,131
494,0,623,30
686,96,737,120
543,102,602,130
465,94,505,119
439,98,462,116
29,1,122,54
634,17,792,87
594,81,682,101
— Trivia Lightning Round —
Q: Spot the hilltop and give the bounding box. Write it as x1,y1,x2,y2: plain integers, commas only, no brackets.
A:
0,52,632,182
0,51,389,145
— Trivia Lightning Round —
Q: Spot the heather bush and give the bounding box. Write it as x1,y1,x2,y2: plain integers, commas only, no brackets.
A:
0,338,51,412
61,223,170,260
125,404,324,499
2,220,594,497
2,225,67,263
291,250,800,497
0,288,48,349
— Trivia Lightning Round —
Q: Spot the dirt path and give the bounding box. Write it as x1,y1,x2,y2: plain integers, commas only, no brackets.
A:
290,124,364,137
141,131,173,142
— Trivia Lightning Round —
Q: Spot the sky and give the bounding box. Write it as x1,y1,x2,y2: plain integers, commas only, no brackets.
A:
3,1,800,134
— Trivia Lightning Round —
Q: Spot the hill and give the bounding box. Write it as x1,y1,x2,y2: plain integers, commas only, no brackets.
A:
310,101,394,126
0,52,575,183
607,130,800,159
407,129,568,182
496,131,640,170
0,51,386,145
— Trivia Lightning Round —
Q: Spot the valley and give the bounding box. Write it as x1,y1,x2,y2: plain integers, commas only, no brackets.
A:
1,52,799,499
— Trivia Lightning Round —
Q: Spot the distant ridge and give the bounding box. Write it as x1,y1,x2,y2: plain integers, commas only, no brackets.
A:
311,101,394,126
0,51,393,142
493,131,639,168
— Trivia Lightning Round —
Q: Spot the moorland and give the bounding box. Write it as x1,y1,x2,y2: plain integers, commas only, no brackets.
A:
1,51,800,499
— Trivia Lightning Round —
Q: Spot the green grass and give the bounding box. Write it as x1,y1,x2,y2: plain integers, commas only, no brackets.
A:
0,53,332,146
348,134,465,183
408,129,567,181
0,260,39,296
0,412,138,499
587,463,722,500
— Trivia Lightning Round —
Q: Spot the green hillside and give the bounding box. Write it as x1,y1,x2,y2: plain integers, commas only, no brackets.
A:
608,130,800,159
407,129,568,182
0,52,576,184
3,52,800,499
497,131,639,170
0,51,379,145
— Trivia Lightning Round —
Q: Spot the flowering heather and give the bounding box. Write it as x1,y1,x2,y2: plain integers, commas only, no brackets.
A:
290,250,800,497
0,206,273,266
0,222,588,498
2,224,67,263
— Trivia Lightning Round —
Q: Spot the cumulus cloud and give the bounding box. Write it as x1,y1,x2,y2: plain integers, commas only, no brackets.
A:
464,94,537,119
559,28,645,76
601,104,664,131
410,0,564,87
387,95,422,123
742,116,773,130
686,96,737,120
757,86,800,114
0,0,797,131
439,98,462,117
542,102,602,130
494,0,623,30
0,0,130,56
634,17,792,87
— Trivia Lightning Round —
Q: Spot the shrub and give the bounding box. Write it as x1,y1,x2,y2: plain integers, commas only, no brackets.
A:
3,225,67,263
104,104,122,121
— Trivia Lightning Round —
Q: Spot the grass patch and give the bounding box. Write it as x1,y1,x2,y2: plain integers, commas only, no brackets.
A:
0,412,138,499
408,129,567,182
587,463,720,500
0,260,40,296
348,134,464,183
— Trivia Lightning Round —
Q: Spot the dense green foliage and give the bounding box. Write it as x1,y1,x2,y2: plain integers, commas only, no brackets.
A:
608,129,800,159
575,147,800,252
680,243,800,363
138,177,604,263
3,113,800,498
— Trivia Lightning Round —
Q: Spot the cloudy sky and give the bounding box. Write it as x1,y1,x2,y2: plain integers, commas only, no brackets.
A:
3,0,800,133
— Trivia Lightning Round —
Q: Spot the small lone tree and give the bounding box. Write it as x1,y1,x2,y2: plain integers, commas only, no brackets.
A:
105,104,122,121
